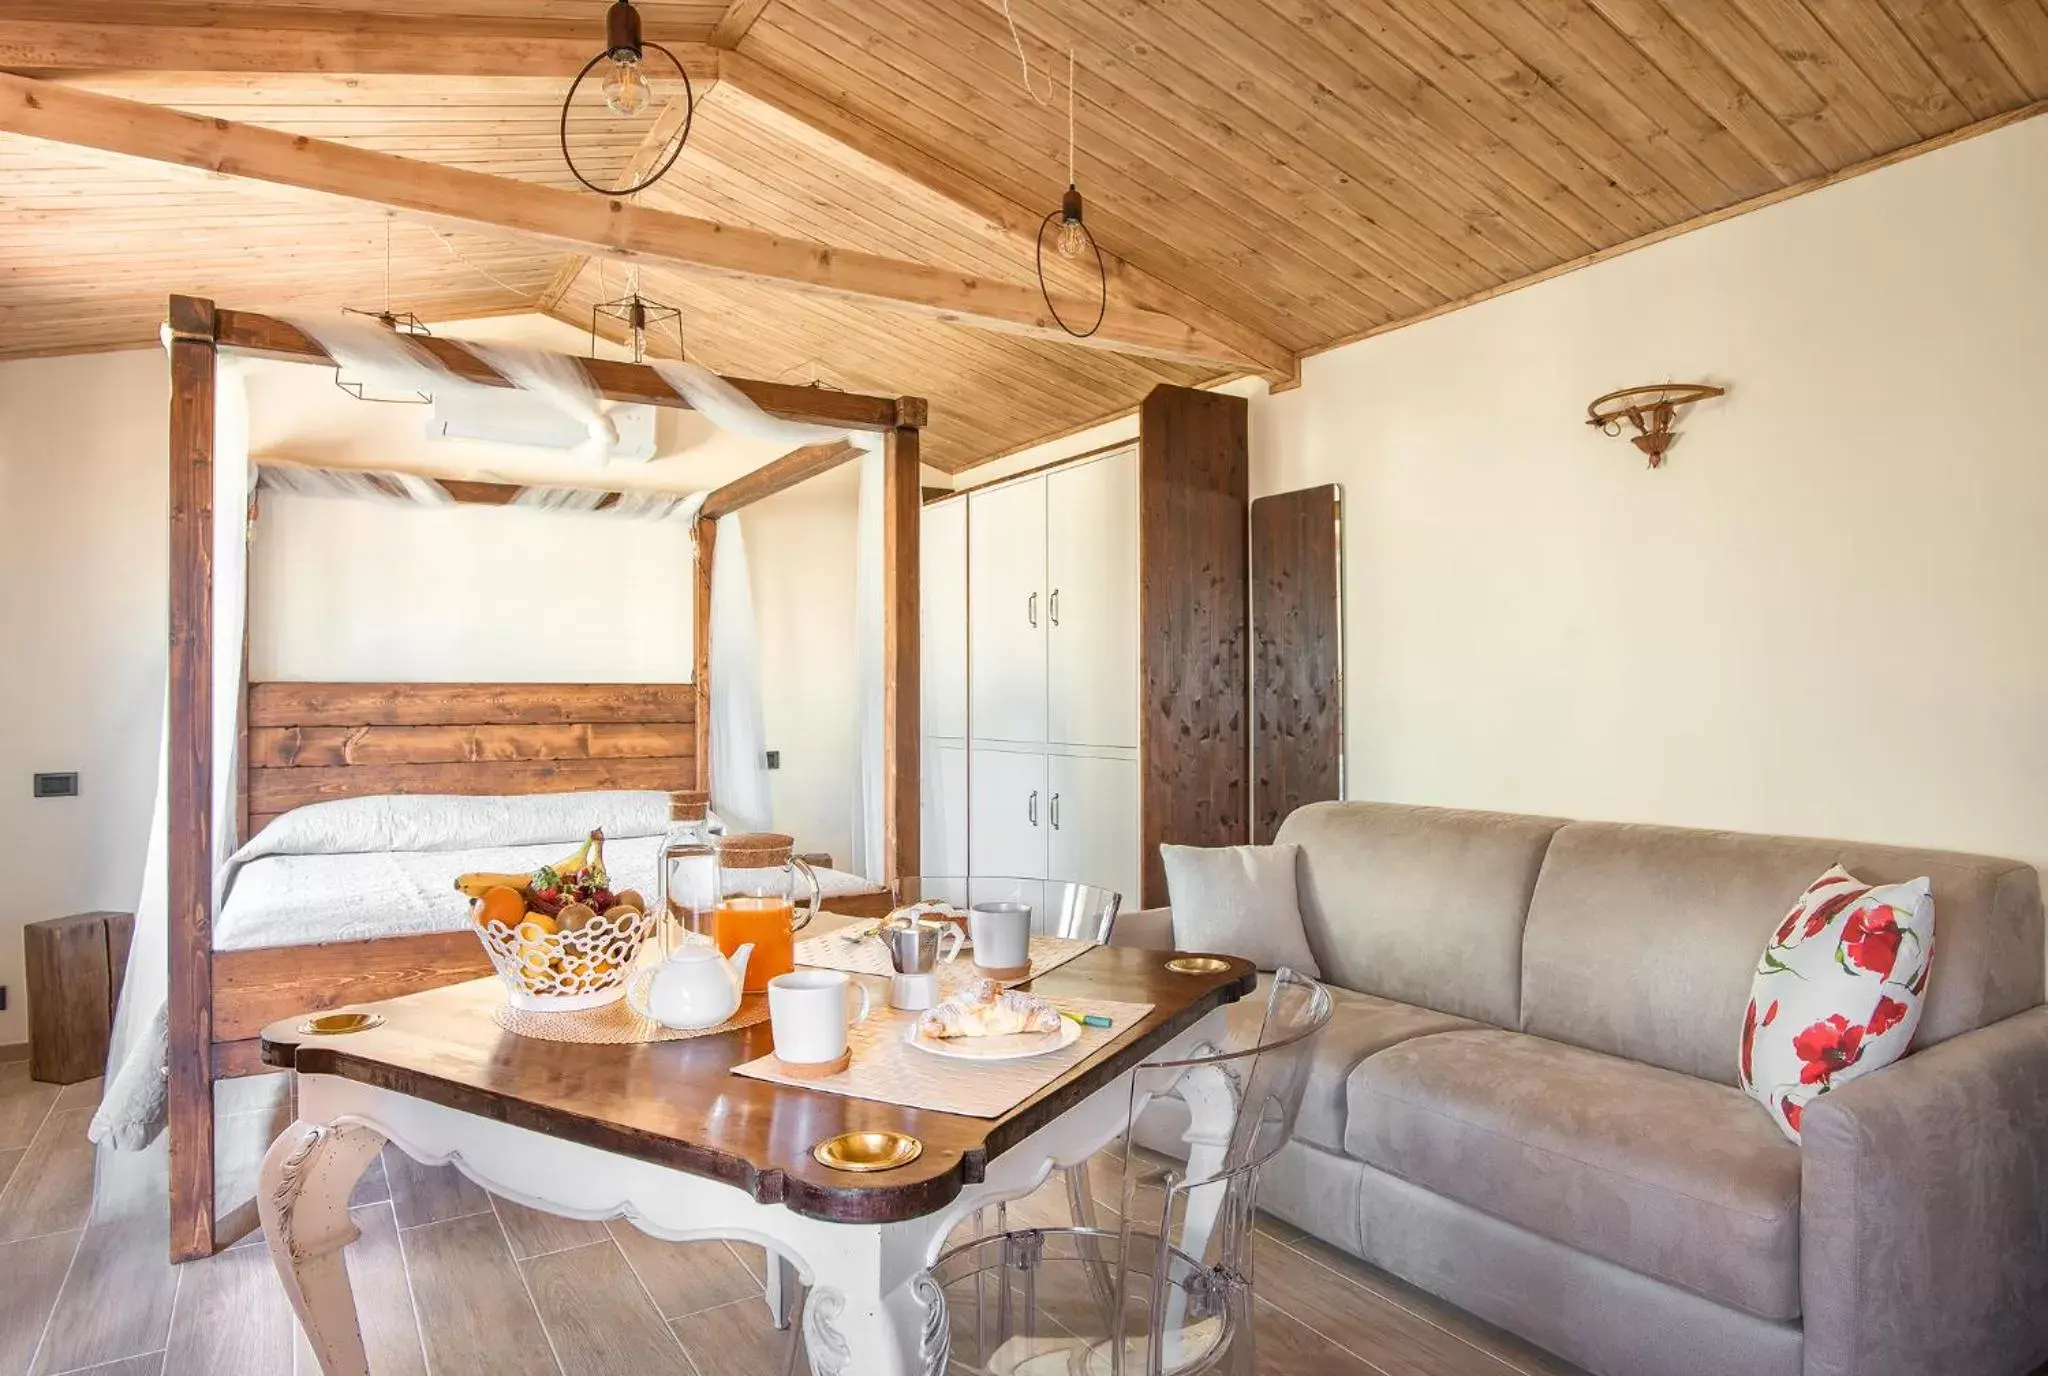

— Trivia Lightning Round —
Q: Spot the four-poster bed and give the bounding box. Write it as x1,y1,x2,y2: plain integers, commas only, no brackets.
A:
161,295,926,1261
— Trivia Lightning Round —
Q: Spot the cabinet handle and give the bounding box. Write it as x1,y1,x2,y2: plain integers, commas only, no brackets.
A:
1050,792,1061,829
1049,589,1060,626
1028,790,1039,826
1027,592,1038,627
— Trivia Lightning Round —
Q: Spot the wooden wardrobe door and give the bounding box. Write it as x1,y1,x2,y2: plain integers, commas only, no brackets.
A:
1251,485,1343,844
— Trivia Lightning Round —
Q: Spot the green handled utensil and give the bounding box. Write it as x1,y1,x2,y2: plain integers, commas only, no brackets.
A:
1059,1010,1113,1029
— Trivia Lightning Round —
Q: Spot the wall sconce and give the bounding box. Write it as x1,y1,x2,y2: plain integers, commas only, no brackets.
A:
1586,383,1725,468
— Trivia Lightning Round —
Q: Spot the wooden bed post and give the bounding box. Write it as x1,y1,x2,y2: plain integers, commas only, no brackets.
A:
883,407,924,882
693,514,716,795
166,294,219,1262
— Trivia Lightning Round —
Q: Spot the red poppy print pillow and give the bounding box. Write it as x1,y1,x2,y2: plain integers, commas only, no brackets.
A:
1737,864,1934,1142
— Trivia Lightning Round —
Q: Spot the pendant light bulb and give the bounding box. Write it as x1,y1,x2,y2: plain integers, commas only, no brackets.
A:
602,57,649,116
1055,184,1088,260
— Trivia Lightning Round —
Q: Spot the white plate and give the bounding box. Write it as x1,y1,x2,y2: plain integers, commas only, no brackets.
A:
904,1016,1081,1062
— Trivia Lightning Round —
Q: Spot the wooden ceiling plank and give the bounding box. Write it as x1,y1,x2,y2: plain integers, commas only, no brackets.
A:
0,72,1250,369
1657,1,1903,164
1879,0,2029,116
966,0,1553,287
0,20,722,80
708,0,777,50
1448,0,1784,205
1954,0,2048,96
1183,0,1621,254
1340,0,1687,236
746,16,1373,339
762,1,1442,325
715,53,1296,382
1574,0,1830,185
1784,0,1975,136
1727,0,1930,149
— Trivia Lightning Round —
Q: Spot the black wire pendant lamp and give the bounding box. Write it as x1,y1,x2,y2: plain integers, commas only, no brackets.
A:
592,267,683,363
558,0,695,196
337,217,434,405
1033,48,1105,338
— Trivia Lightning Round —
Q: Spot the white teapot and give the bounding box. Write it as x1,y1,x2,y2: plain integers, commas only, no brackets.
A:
627,940,753,1030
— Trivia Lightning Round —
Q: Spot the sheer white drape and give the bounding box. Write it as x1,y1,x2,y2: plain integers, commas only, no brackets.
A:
848,435,888,881
458,340,617,465
706,514,773,834
93,361,251,1151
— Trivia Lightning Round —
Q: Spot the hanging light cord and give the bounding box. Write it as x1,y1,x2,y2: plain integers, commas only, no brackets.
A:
1001,0,1059,106
429,226,541,296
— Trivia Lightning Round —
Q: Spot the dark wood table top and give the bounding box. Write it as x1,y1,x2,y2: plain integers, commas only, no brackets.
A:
260,945,1256,1224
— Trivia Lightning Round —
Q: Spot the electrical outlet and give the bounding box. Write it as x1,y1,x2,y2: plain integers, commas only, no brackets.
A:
34,772,79,798
764,750,781,770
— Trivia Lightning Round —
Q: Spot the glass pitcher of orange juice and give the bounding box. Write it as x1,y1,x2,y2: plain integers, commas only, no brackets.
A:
711,833,820,993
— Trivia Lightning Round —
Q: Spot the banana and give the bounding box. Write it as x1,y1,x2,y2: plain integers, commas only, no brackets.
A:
545,831,600,880
454,871,532,900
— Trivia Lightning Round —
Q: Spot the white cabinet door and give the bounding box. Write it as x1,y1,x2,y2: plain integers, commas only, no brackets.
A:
968,476,1047,744
1046,450,1139,749
1046,753,1141,906
968,747,1047,879
921,740,969,879
920,497,969,740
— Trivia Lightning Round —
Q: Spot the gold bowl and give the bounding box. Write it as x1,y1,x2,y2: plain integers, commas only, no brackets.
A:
812,1130,923,1173
297,1011,385,1036
1164,956,1232,976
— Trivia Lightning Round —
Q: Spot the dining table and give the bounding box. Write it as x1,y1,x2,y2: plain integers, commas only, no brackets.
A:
255,920,1256,1376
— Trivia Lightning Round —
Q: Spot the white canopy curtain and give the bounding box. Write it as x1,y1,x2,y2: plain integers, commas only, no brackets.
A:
92,319,892,1151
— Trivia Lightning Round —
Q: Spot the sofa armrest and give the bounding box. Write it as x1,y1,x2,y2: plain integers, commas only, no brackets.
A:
1800,1005,2048,1376
1111,906,1173,950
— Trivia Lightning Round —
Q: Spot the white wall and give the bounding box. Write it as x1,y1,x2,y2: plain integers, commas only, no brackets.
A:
0,350,169,1046
1250,115,2048,871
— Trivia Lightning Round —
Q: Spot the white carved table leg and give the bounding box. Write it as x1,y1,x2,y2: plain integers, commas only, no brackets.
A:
1161,1059,1240,1363
258,1120,388,1376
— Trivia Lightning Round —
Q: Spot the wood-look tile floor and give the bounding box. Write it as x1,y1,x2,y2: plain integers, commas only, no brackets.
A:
0,1059,1588,1376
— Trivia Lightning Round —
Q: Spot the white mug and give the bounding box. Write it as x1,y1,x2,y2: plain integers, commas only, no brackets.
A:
969,901,1033,971
767,969,872,1065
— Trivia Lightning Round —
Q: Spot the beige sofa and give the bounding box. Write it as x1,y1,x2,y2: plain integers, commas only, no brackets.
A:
1115,802,2048,1376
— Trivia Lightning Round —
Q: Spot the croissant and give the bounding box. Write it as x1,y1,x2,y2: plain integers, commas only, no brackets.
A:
918,980,1062,1039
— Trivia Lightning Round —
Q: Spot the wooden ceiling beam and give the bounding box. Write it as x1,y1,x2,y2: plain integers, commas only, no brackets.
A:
536,98,692,314
709,0,777,51
700,440,860,520
0,19,722,81
0,73,1245,369
716,51,1298,385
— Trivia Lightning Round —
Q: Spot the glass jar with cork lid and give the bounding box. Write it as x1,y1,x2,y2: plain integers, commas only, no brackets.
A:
712,832,820,992
654,790,716,955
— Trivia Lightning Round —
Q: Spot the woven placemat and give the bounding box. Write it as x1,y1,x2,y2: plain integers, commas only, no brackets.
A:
493,992,771,1044
795,930,1096,992
731,996,1155,1118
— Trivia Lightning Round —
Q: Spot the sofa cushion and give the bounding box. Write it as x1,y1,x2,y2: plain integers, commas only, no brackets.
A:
1276,801,1565,1026
1520,820,2042,1084
1346,1029,1803,1322
1132,974,1479,1156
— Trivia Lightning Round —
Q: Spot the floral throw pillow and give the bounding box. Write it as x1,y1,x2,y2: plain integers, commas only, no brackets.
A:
1738,864,1935,1142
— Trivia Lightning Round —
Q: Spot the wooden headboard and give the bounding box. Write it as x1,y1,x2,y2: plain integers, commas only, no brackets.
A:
243,682,695,836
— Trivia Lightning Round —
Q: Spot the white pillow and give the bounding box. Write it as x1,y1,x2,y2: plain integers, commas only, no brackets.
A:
1160,843,1322,977
233,789,675,862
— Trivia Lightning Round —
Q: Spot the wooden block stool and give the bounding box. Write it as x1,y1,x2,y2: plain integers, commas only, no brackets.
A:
24,910,134,1084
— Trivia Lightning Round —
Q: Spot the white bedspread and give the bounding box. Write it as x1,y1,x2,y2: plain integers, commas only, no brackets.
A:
91,791,881,1150
216,834,878,950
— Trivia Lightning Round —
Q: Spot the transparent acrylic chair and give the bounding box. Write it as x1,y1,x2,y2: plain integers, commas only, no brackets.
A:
926,967,1333,1375
892,876,1124,944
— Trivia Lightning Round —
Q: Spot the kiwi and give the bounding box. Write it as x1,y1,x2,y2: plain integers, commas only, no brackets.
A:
557,902,598,932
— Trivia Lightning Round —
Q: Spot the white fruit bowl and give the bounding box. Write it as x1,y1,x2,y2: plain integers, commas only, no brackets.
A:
472,905,657,1012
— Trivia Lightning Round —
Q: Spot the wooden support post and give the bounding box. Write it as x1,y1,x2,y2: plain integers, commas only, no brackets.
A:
166,293,219,1262
882,424,922,882
693,515,716,796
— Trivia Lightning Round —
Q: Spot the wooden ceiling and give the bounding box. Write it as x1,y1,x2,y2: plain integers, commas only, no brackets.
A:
2,0,2045,470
